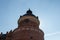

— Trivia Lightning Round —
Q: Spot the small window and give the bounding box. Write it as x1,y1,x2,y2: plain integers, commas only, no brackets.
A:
30,36,33,39
24,19,30,23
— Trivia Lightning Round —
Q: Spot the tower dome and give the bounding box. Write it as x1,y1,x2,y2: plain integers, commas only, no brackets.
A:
18,9,40,28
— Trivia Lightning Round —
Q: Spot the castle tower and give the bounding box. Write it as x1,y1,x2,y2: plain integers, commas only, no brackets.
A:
5,9,44,40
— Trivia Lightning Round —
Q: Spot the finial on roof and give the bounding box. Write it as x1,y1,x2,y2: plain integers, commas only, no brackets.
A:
26,9,32,14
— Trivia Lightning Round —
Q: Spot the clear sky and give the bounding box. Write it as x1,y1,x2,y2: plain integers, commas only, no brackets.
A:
0,0,60,40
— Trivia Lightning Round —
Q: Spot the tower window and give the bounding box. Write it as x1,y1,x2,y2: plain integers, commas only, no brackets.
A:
24,19,29,23
30,36,33,39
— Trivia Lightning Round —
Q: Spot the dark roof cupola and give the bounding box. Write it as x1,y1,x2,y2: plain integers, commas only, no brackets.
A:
26,9,32,14
23,9,38,19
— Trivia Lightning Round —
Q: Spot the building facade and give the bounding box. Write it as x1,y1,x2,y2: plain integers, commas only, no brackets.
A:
0,9,44,40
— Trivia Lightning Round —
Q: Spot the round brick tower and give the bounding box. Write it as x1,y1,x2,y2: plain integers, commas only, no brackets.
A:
12,9,44,40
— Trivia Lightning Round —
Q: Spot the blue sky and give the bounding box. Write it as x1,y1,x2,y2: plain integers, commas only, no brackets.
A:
0,0,60,40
